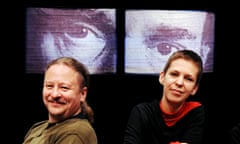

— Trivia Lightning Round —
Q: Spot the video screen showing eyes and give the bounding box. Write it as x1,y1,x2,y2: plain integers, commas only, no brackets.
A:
26,8,117,74
125,10,215,74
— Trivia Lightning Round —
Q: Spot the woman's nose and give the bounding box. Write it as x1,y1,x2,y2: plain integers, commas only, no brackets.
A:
176,76,184,85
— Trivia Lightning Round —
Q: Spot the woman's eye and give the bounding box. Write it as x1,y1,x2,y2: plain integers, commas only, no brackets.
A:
186,77,194,82
169,72,178,76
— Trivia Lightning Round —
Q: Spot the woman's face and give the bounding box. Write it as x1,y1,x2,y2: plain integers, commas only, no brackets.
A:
159,58,199,104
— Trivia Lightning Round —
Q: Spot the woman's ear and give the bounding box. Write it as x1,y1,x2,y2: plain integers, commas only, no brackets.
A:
159,71,165,85
191,84,199,96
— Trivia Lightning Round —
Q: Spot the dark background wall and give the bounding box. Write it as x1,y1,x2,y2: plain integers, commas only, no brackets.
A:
8,0,240,144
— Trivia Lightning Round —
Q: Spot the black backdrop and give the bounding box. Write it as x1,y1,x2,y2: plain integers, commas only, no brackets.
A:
9,0,240,144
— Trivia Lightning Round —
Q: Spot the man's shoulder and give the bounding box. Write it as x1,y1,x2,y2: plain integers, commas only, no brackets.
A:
31,120,48,128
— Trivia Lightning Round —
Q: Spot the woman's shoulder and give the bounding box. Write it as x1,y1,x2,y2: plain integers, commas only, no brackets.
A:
133,99,160,114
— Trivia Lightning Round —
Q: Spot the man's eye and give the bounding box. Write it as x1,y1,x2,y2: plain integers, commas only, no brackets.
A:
61,86,69,90
46,85,53,89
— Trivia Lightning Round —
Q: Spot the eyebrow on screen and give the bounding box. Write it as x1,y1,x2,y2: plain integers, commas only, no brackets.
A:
143,25,196,42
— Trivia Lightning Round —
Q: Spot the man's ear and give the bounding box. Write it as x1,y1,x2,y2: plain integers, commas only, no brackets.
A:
80,87,88,102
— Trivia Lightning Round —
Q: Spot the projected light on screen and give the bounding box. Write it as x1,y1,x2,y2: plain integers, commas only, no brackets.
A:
26,8,117,74
125,10,215,74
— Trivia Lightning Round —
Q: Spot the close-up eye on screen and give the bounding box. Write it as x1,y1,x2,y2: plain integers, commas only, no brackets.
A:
25,8,117,74
125,10,215,74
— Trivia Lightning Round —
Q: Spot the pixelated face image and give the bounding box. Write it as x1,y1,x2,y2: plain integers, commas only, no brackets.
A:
26,8,117,74
125,10,215,74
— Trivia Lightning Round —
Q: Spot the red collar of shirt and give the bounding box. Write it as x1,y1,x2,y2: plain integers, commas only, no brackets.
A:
160,101,201,127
